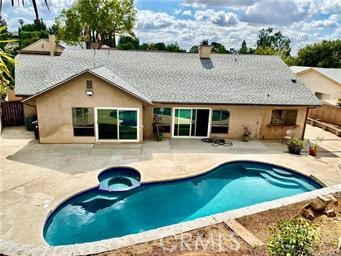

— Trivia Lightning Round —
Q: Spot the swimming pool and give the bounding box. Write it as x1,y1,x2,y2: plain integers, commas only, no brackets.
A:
44,161,321,245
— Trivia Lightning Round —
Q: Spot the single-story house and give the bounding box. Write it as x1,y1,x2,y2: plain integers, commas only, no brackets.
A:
290,66,341,103
15,39,320,143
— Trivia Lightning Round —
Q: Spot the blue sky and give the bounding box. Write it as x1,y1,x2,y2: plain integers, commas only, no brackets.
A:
2,0,341,54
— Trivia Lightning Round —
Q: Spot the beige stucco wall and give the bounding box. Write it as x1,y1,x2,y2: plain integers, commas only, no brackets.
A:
34,73,143,143
297,70,341,100
143,104,308,140
23,99,37,119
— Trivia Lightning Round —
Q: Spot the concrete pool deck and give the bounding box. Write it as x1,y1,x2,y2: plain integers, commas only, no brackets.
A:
1,125,341,249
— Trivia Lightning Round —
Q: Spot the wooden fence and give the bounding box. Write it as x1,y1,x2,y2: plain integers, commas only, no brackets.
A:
308,103,341,126
0,100,24,127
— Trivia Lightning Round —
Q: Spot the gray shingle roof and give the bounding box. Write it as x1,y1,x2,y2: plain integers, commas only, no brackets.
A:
88,66,152,103
15,49,320,106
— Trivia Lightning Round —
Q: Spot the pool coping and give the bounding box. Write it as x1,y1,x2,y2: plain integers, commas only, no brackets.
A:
1,185,340,255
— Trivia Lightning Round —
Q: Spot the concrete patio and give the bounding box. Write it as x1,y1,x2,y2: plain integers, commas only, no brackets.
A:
0,125,340,246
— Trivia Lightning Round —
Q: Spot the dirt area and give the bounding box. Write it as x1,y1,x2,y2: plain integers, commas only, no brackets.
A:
95,194,341,256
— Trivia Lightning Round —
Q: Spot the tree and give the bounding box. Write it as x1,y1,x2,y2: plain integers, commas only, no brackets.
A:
211,42,228,54
57,0,136,49
239,40,248,54
0,26,16,99
294,40,341,68
2,0,49,20
57,8,85,47
19,19,50,49
117,36,139,50
21,19,47,32
166,42,185,52
189,45,198,53
256,27,291,56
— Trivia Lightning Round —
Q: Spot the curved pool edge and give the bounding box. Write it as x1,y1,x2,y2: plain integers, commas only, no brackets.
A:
2,184,340,256
40,160,326,246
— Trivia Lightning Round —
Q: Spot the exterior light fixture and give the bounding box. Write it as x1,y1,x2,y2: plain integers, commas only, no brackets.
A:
86,90,93,96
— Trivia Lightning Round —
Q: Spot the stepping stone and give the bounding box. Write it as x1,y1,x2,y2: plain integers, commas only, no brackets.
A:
224,219,264,248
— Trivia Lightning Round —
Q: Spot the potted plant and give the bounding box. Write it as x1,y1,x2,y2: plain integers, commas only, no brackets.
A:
308,137,323,157
156,132,163,141
242,125,252,142
287,138,304,155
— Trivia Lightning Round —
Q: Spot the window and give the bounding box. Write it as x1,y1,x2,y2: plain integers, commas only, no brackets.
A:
153,107,171,133
211,110,229,133
271,109,298,126
72,108,95,136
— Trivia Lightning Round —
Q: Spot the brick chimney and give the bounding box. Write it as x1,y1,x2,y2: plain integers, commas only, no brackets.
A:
48,34,56,56
198,40,212,59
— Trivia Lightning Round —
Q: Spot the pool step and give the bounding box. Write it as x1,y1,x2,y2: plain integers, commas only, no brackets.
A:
258,172,301,188
244,167,316,190
271,167,294,176
224,219,264,248
245,167,296,183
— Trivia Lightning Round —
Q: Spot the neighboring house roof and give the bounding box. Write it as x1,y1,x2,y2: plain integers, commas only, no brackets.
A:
21,38,65,52
15,49,320,106
290,66,341,84
22,66,152,104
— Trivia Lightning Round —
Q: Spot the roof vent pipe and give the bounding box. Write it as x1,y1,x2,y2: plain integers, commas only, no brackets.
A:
199,40,213,59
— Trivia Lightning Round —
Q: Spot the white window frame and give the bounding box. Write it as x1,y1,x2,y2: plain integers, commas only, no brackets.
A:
95,107,140,142
172,107,211,138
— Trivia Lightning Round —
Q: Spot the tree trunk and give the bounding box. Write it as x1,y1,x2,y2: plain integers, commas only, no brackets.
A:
112,32,116,48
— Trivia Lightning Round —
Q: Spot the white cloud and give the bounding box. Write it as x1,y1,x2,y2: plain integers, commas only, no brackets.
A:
242,0,305,25
295,0,341,17
182,10,192,16
195,9,240,26
137,10,177,30
173,9,182,15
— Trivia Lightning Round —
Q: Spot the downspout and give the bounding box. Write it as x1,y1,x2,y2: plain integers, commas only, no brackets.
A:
301,107,310,140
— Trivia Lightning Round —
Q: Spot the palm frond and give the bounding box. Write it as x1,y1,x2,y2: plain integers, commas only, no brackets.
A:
6,0,50,20
0,39,18,43
44,0,50,11
32,0,39,20
0,25,7,33
0,51,15,64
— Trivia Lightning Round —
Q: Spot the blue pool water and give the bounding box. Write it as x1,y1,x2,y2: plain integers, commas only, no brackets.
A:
44,161,321,245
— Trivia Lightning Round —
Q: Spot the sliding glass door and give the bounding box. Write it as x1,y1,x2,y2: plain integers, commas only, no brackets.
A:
96,108,139,141
97,109,118,140
119,110,138,140
173,108,210,138
174,109,192,136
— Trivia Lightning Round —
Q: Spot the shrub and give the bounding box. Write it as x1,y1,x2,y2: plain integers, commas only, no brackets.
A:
268,218,321,256
287,138,304,154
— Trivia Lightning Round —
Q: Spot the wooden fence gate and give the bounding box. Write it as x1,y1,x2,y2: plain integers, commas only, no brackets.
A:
0,100,24,127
